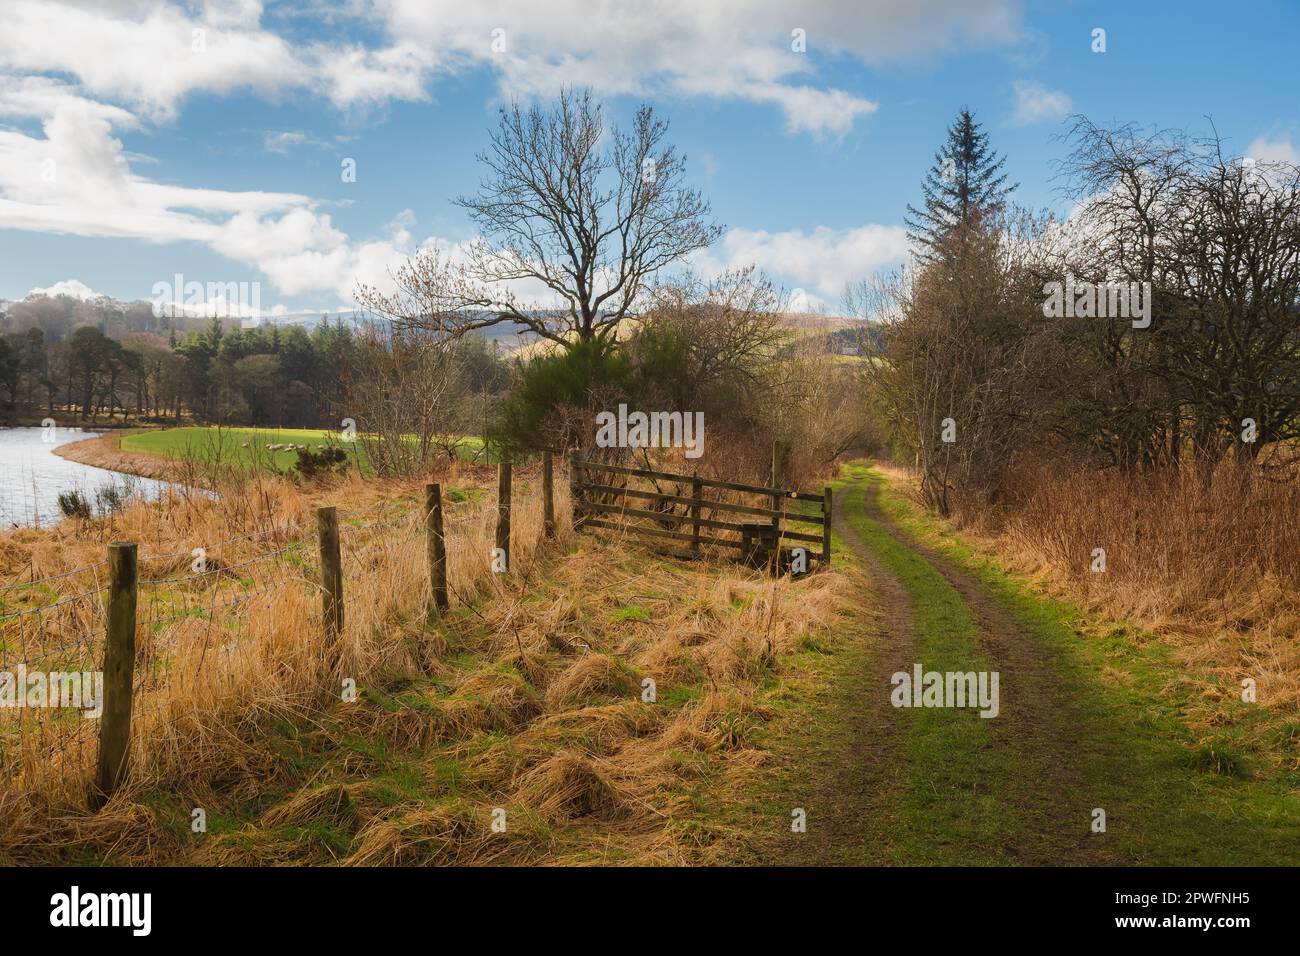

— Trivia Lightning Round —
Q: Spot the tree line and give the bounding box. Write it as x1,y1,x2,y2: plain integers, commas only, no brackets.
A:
860,110,1300,514
0,297,383,428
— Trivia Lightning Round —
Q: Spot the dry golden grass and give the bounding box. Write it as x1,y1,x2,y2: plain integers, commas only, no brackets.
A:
0,460,540,849
907,457,1300,724
0,458,850,866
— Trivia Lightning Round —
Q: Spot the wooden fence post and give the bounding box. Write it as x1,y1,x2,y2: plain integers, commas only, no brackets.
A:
769,440,788,576
770,440,786,529
425,483,448,619
317,506,343,651
822,486,833,565
690,473,702,556
91,540,137,810
542,451,555,538
496,460,512,572
569,452,584,530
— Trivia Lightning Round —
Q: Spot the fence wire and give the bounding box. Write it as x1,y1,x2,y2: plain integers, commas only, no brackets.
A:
0,480,546,800
0,502,409,795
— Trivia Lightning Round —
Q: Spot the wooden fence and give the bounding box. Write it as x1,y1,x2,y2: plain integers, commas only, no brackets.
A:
570,455,831,572
2,456,545,810
78,459,550,809
5,449,829,811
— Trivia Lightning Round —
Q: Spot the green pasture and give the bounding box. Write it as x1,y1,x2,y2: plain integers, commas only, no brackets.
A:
120,427,487,475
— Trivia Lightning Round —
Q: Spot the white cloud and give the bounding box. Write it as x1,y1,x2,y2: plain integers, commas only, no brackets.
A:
25,278,103,300
0,95,410,304
0,0,1025,137
377,0,1023,137
0,75,140,127
0,93,912,310
0,79,574,308
697,223,910,300
1011,79,1072,126
0,1,1021,305
0,0,310,123
1246,134,1299,166
262,130,309,153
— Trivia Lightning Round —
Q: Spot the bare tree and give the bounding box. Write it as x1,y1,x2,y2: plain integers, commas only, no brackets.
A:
357,88,721,349
856,214,1047,514
632,266,789,409
1057,117,1300,465
349,322,461,476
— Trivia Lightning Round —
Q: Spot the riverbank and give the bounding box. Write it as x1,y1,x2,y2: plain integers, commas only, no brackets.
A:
51,430,186,482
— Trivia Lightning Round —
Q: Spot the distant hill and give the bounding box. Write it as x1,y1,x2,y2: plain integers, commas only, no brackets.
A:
508,311,881,362
243,310,538,350
2,291,880,357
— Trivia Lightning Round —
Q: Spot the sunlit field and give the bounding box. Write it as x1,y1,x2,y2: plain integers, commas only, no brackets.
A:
120,427,489,475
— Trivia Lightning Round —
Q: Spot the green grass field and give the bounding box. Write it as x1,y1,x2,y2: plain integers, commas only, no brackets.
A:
120,426,487,474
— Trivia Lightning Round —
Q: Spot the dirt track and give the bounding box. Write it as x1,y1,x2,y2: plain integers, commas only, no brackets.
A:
758,481,919,865
860,476,1115,864
751,472,1119,865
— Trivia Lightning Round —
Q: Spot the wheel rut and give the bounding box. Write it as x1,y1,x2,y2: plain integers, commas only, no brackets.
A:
750,472,1118,865
860,476,1116,865
758,486,919,865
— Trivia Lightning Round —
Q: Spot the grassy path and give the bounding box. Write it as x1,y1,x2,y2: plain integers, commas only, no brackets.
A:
740,486,918,865
738,462,1300,865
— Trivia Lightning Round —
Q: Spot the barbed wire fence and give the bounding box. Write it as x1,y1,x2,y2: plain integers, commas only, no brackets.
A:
0,455,559,809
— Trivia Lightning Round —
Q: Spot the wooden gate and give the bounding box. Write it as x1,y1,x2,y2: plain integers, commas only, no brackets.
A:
570,456,830,572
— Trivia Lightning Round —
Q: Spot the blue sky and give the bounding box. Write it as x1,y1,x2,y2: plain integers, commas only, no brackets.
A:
1,0,1297,315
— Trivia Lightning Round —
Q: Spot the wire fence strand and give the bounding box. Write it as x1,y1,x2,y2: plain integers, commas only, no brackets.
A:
0,494,476,796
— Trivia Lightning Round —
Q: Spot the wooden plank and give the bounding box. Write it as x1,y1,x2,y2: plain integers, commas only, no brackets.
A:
317,506,343,650
579,518,749,551
569,451,585,523
770,440,785,531
575,459,687,483
496,461,512,572
774,528,825,545
542,451,555,537
580,482,826,525
768,441,784,575
700,476,823,504
584,518,826,561
822,485,833,562
690,474,702,555
576,459,822,502
580,499,781,535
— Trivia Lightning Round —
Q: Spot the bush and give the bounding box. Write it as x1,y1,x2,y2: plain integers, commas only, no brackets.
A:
294,445,349,479
488,338,633,455
57,490,92,520
94,481,133,515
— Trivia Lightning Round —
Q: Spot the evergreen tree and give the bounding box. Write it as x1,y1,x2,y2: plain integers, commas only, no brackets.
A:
905,108,1016,262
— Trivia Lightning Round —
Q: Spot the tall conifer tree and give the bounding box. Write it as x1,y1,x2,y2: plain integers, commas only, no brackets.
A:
905,109,1017,262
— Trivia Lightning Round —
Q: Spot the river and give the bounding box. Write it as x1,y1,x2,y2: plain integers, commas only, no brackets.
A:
0,426,170,529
